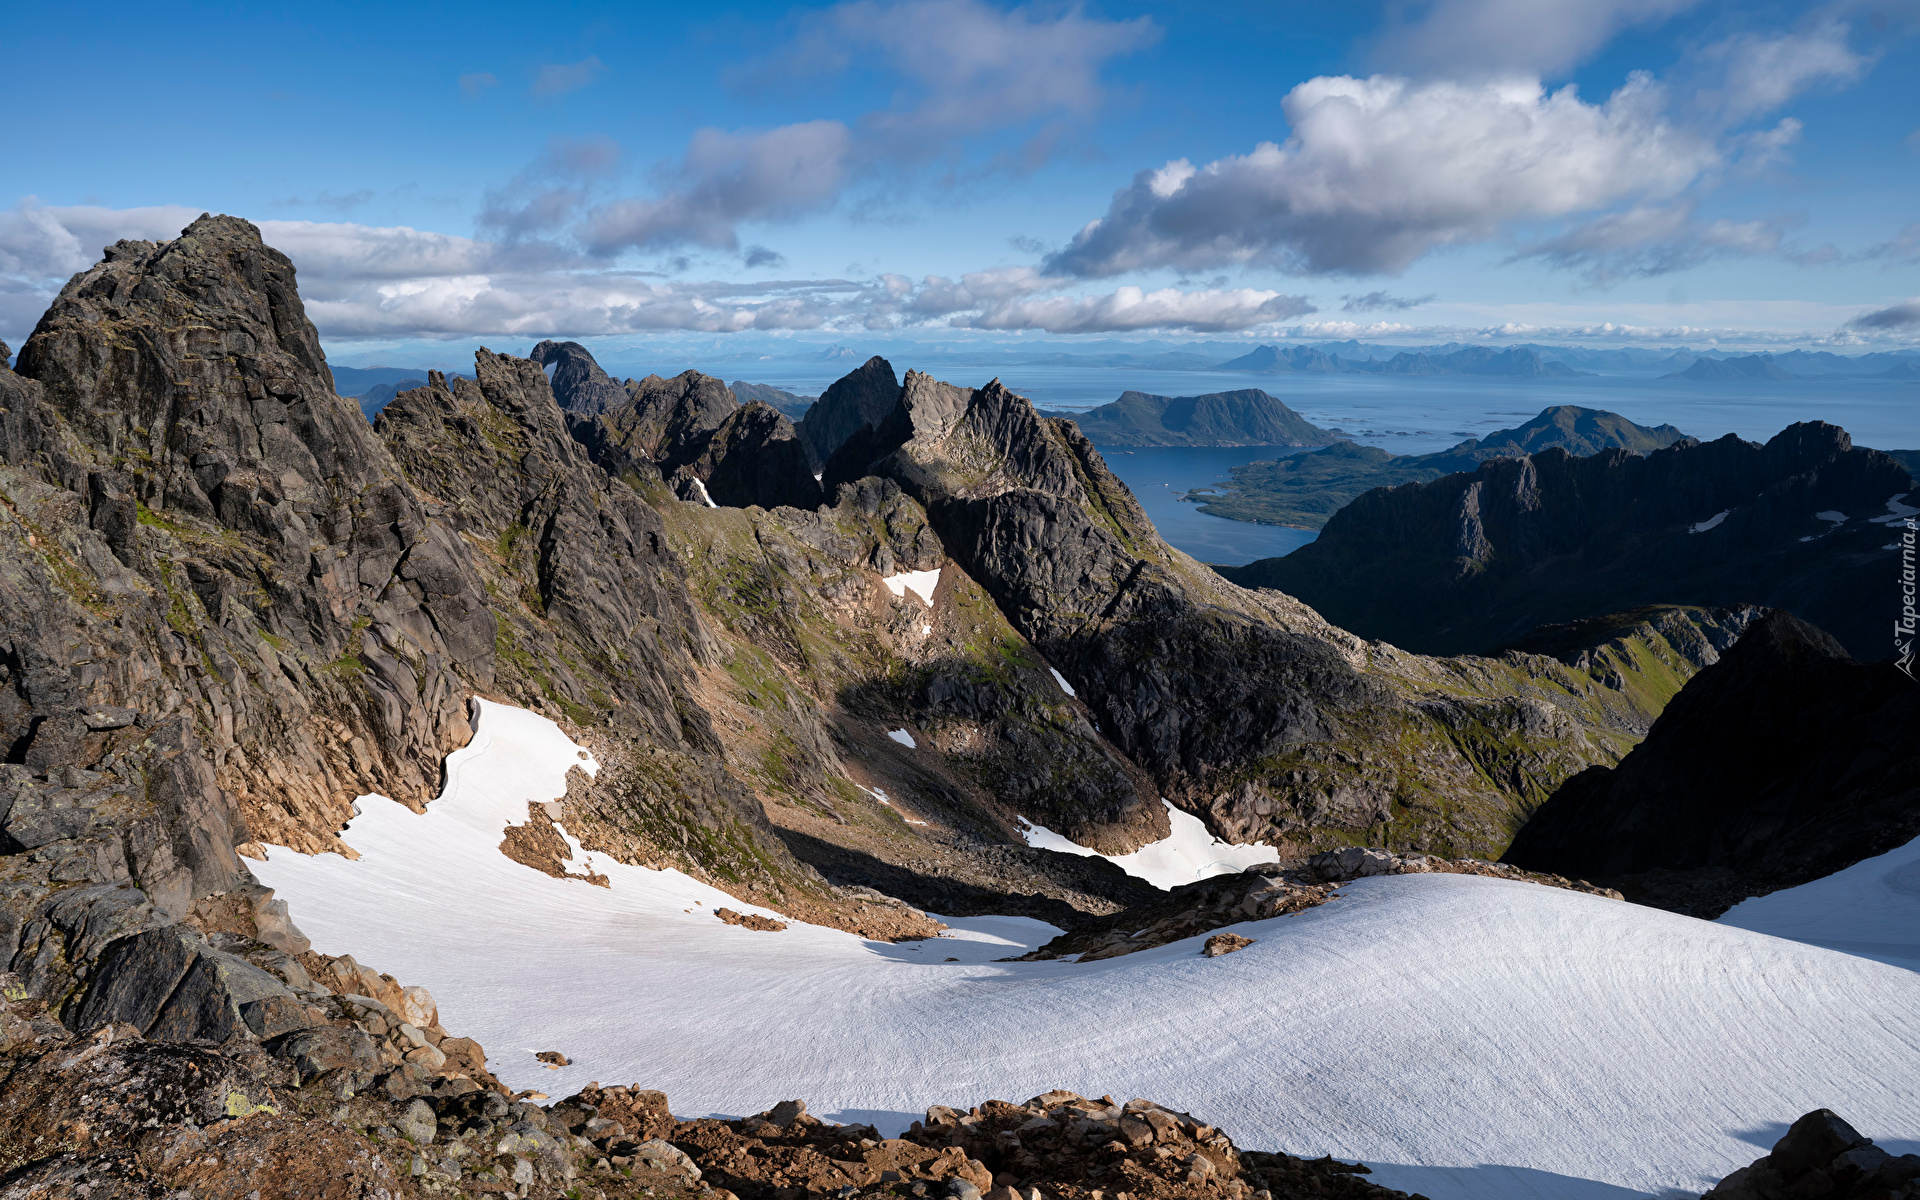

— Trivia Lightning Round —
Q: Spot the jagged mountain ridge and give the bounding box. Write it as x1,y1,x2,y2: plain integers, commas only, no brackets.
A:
0,214,1759,1067
814,369,1726,858
1221,424,1912,659
1197,405,1688,529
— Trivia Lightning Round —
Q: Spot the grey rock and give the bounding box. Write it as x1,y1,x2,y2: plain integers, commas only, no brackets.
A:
79,705,138,731
264,1024,380,1082
946,1179,984,1200
66,925,201,1035
529,340,628,417
398,1097,438,1144
633,1137,702,1181
798,355,901,465
671,401,824,511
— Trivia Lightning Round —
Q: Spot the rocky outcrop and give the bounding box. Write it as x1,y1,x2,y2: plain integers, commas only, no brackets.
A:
1703,1110,1920,1198
8,215,496,852
670,401,824,511
825,371,1705,860
1229,423,1912,658
796,355,901,465
1016,850,1619,962
529,339,627,415
1502,611,1920,916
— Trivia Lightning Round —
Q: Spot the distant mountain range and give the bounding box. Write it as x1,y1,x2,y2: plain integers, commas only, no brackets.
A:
1195,406,1689,529
1215,344,1591,377
730,381,816,421
1040,388,1338,447
1217,421,1915,660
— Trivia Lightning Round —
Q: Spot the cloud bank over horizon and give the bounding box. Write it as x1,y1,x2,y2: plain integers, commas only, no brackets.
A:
2,0,1914,352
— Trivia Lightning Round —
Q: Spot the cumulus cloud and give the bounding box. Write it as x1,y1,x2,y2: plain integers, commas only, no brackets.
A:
1341,291,1435,312
2,204,1328,341
1046,73,1713,278
1514,202,1786,283
959,287,1314,334
531,56,606,96
1374,0,1700,78
1847,299,1920,331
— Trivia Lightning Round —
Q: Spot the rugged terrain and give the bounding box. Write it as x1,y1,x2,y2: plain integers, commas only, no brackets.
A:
1504,610,1920,916
0,213,1885,1196
1221,424,1912,658
1196,405,1688,529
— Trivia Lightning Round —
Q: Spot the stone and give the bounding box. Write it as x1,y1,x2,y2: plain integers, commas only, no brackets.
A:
634,1137,703,1181
946,1180,984,1200
397,1097,438,1145
67,926,201,1035
529,340,629,416
770,1098,807,1127
240,994,325,1039
798,356,902,465
264,1025,380,1083
1202,933,1255,957
1772,1109,1870,1180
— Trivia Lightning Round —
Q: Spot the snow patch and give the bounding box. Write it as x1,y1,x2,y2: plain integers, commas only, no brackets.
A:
1718,833,1920,971
1019,800,1280,890
253,700,1920,1200
1049,667,1077,697
887,728,916,749
882,568,941,606
1870,493,1919,524
689,478,719,509
1689,510,1730,533
1814,510,1847,525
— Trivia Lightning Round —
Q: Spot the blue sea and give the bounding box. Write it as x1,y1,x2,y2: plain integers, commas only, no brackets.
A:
636,355,1920,566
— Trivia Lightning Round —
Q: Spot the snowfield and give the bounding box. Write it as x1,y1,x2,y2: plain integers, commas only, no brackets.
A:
1019,800,1280,889
254,701,1920,1200
1718,833,1920,970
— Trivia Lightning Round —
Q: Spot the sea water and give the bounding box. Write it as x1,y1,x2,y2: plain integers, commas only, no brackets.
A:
632,354,1920,565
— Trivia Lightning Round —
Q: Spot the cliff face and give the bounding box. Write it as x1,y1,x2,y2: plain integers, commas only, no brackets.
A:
1228,424,1912,659
528,339,627,415
822,373,1712,859
796,355,900,465
10,215,495,854
1503,611,1920,916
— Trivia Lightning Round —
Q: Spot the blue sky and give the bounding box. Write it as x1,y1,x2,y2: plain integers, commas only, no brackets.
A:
3,0,1918,363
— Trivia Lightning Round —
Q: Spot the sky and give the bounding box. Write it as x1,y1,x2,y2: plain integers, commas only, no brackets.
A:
2,0,1918,365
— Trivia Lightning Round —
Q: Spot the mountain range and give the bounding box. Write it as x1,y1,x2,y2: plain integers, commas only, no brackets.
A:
1194,405,1688,528
0,214,1914,1196
1218,422,1914,660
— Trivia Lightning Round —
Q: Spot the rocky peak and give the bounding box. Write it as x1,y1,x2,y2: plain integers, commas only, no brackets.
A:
668,401,823,511
1502,609,1920,913
796,354,900,464
528,339,627,416
15,215,388,524
569,369,737,484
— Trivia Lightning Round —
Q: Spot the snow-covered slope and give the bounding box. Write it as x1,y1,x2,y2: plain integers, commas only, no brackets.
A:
1718,833,1920,970
1019,800,1279,889
254,701,1920,1200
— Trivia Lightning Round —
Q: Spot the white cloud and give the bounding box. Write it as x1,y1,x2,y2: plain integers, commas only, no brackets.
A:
1514,202,1786,283
1374,0,1701,77
795,0,1159,151
1047,73,1714,278
582,121,856,254
959,287,1314,334
1692,18,1871,124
